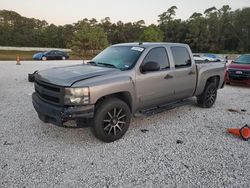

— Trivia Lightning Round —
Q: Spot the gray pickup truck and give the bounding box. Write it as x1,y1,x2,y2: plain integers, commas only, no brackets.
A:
32,42,225,142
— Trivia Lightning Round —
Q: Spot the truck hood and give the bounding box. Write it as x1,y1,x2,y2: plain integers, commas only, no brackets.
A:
36,64,121,87
228,63,250,70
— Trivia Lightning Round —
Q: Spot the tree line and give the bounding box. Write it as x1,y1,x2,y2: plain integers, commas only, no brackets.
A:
0,5,250,57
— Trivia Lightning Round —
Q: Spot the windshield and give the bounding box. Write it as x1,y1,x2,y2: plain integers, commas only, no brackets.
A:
234,55,250,64
92,46,144,70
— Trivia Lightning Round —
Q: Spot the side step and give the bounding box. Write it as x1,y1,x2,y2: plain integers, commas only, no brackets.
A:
134,99,194,117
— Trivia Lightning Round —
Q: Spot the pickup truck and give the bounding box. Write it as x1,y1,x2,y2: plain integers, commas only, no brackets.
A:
32,42,225,142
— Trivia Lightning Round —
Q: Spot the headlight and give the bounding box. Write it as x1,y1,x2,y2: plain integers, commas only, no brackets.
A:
64,87,90,105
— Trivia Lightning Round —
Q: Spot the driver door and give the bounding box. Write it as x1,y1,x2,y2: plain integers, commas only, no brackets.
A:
136,47,175,110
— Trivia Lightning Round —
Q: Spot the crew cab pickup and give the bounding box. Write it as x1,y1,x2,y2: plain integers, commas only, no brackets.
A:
32,42,225,142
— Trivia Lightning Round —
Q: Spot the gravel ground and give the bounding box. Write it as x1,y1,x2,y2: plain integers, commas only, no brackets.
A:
0,61,250,188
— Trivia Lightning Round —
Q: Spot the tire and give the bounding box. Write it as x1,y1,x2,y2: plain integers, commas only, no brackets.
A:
42,56,47,61
62,56,66,60
92,98,131,142
196,82,217,108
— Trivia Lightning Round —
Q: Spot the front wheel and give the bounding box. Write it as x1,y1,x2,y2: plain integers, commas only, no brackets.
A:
92,98,131,142
197,82,217,108
42,56,47,61
62,56,66,60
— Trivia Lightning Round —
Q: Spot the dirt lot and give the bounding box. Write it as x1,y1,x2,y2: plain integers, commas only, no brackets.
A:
0,61,249,187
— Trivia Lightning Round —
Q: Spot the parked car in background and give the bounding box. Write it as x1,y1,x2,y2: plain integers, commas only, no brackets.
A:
33,50,69,61
193,54,204,60
193,54,205,63
225,54,250,85
203,54,225,62
193,54,217,62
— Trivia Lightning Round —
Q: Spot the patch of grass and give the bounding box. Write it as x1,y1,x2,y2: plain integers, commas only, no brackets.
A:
0,50,39,60
0,50,94,61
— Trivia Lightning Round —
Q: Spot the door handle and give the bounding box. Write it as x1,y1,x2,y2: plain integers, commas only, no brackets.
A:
164,74,173,79
188,71,195,75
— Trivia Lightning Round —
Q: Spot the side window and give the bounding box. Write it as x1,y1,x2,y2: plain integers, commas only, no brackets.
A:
48,51,55,55
171,46,191,68
143,47,170,70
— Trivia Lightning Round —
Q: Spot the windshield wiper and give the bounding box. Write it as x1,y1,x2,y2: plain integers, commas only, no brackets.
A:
97,62,117,69
87,61,98,66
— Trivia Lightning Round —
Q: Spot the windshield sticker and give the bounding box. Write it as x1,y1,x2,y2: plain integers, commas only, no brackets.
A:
124,65,129,68
131,47,144,52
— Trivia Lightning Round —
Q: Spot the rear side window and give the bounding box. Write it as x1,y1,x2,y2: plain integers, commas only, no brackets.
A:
48,51,56,55
143,47,170,70
171,46,191,68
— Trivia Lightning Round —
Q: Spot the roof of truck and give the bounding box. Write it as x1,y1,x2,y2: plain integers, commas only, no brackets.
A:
113,42,188,48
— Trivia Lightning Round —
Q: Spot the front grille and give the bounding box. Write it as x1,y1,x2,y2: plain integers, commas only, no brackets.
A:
35,79,64,105
35,88,59,103
228,69,250,80
35,81,60,92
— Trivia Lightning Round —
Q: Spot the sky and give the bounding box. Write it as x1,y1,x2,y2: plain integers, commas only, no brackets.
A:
1,0,249,25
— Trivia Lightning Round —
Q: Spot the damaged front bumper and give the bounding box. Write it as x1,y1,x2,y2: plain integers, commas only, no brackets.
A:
32,93,94,126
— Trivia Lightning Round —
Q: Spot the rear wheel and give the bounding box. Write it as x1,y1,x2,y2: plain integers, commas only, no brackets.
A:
92,98,131,142
197,82,217,108
42,56,47,61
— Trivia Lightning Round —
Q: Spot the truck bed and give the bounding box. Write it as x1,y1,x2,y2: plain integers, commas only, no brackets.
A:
194,61,226,96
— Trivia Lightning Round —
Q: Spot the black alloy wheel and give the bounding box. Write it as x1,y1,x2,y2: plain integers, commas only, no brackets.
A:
197,82,217,108
92,98,131,142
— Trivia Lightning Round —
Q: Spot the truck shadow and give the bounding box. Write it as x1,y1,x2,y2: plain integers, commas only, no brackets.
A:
35,98,199,144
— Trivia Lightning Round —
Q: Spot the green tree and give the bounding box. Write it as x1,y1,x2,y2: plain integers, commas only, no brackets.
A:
231,7,250,52
186,12,210,52
158,6,177,24
158,6,188,43
139,25,163,42
1,7,250,53
70,22,108,57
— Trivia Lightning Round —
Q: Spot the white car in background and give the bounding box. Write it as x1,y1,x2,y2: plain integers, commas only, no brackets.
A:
193,54,214,62
203,54,225,62
193,55,205,62
193,54,224,62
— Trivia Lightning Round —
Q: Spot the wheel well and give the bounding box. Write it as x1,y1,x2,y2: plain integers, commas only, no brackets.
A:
95,92,133,112
206,76,220,88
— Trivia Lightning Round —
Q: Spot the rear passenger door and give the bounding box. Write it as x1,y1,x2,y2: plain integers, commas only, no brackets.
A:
170,46,196,99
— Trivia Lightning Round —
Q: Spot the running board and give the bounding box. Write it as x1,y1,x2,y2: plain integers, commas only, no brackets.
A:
134,99,193,117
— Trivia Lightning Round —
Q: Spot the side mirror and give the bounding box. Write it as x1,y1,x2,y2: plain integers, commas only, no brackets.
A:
141,61,160,72
186,59,192,66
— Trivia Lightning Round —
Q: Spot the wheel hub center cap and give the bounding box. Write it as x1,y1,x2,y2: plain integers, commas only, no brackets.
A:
111,117,118,125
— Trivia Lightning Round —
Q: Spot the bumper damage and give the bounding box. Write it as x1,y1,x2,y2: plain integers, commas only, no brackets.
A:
32,93,94,126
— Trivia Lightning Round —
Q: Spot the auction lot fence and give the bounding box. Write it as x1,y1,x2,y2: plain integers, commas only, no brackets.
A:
0,46,71,52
